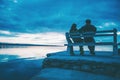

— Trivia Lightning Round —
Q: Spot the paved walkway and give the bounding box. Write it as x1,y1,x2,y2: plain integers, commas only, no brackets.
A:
31,68,119,80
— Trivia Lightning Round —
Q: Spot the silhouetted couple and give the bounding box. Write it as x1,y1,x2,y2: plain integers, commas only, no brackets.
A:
69,19,97,56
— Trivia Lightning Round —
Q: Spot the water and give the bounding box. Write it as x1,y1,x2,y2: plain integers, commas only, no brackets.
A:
0,45,113,62
0,46,66,62
0,45,114,80
0,46,66,80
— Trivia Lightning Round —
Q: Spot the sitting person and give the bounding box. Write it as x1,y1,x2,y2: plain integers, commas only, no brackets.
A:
79,19,97,55
69,23,83,55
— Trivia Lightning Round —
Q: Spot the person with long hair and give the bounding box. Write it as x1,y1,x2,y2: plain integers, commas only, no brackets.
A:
69,23,83,55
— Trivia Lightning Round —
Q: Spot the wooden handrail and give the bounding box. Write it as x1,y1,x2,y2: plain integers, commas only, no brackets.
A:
64,42,114,46
70,34,114,38
96,30,114,33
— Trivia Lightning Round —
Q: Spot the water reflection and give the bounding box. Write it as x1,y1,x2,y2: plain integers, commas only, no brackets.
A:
0,46,66,62
0,45,113,62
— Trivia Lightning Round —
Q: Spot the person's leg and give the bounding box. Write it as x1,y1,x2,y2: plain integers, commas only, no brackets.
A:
79,46,84,55
88,46,95,55
85,37,95,55
73,38,80,55
77,38,84,55
89,38,95,55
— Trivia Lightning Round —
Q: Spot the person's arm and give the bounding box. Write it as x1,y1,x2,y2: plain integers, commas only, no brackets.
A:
91,25,97,33
92,25,97,36
94,26,97,32
69,28,72,33
78,26,84,34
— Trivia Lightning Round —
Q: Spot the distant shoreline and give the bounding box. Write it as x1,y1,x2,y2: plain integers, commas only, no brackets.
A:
0,42,64,48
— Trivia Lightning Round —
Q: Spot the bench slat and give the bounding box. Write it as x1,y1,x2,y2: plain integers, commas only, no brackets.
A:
96,30,114,33
70,34,114,38
64,42,114,46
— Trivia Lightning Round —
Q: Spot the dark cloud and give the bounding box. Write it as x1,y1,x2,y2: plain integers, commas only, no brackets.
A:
0,0,120,33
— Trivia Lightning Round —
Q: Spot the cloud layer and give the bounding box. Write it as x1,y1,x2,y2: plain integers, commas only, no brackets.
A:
0,0,120,33
0,0,120,44
0,31,65,45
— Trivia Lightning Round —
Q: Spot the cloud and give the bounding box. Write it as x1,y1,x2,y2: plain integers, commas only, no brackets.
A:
0,32,66,45
117,32,120,35
103,22,117,27
0,30,11,35
0,0,120,44
0,0,119,33
96,22,119,30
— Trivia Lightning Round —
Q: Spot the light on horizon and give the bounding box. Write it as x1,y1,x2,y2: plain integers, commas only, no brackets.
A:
0,32,66,45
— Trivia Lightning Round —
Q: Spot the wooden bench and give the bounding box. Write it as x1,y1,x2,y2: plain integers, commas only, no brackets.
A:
65,28,118,55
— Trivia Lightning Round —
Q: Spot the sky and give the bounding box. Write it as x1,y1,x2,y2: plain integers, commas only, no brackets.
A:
0,0,120,45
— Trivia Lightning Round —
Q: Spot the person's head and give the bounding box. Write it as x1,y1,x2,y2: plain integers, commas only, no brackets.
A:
85,19,91,24
71,23,77,29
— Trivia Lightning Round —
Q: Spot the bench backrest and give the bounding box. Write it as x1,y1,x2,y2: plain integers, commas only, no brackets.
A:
65,28,118,55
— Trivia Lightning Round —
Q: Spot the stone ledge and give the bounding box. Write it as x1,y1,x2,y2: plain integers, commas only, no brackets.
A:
42,55,120,78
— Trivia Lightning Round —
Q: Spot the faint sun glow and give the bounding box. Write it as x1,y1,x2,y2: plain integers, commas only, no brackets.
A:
13,0,18,3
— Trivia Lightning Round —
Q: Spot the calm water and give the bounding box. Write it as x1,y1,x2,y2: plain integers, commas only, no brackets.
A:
0,46,66,62
0,45,113,62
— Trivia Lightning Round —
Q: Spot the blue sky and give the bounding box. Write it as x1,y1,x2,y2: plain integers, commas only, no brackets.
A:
0,0,120,45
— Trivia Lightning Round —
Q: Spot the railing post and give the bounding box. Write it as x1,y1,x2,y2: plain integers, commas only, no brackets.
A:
113,28,118,55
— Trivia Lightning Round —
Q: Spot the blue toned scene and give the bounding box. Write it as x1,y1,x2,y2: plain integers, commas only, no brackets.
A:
0,0,120,80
